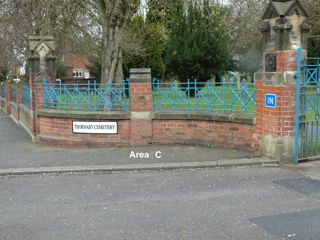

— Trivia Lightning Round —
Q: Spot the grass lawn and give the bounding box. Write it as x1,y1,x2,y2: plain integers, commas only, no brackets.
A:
48,93,130,111
152,84,256,113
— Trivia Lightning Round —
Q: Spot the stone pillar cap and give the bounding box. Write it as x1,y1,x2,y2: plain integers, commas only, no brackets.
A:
130,68,151,74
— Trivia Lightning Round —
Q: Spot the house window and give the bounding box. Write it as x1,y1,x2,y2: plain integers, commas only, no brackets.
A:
73,68,83,78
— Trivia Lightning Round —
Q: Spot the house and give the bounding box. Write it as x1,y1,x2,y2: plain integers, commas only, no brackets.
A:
61,53,95,84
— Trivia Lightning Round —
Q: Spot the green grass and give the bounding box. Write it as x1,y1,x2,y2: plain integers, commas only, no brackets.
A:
51,94,130,111
152,85,256,113
303,87,320,121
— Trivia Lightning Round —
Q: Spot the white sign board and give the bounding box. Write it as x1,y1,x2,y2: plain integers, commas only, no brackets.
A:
84,71,90,79
73,121,117,134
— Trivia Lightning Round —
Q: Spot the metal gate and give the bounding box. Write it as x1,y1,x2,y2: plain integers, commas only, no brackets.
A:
294,48,320,163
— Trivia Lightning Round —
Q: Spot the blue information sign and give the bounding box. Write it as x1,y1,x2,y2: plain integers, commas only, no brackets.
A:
265,94,276,108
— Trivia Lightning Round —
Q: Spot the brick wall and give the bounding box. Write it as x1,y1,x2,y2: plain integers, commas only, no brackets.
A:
0,83,34,138
0,79,259,151
255,80,296,139
130,120,153,145
31,111,258,150
153,120,257,150
37,117,130,148
130,83,152,112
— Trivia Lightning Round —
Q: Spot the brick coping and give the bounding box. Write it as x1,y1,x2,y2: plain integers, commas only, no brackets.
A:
153,111,255,125
37,108,255,125
19,104,33,117
37,108,131,120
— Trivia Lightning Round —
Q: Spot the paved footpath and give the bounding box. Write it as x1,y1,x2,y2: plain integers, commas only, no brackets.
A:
0,111,273,172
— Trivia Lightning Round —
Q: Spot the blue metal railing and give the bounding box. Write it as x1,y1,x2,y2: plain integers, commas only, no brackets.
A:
12,87,16,103
22,85,31,109
295,49,320,162
294,48,303,163
152,79,256,113
303,57,320,85
42,80,130,111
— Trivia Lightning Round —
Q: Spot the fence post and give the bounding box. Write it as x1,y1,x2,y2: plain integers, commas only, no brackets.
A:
129,68,153,145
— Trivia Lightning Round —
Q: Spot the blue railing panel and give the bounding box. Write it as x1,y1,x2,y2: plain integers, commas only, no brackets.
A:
295,51,320,162
152,79,256,113
303,57,320,86
12,87,16,103
22,85,31,109
42,80,130,111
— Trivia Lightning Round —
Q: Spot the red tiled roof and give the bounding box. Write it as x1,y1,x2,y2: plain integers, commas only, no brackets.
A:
63,53,89,69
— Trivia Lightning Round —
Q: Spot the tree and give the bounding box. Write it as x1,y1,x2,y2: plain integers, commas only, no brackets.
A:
146,0,183,29
300,0,320,56
166,0,229,95
0,0,98,76
224,0,267,76
123,15,167,78
93,0,140,84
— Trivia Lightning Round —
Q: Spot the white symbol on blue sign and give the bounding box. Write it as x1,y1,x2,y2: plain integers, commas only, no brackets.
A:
265,94,276,108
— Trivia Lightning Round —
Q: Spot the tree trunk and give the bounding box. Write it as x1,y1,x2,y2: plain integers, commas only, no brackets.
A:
101,23,123,84
95,0,138,84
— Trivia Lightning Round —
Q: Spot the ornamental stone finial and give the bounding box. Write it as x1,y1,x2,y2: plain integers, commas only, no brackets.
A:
261,0,309,51
28,36,56,83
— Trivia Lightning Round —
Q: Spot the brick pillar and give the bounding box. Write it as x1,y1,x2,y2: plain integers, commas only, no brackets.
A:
129,68,153,145
5,82,12,115
30,80,44,135
16,84,22,120
255,49,307,162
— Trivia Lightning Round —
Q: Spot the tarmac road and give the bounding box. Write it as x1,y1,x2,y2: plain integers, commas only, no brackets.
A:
0,167,320,240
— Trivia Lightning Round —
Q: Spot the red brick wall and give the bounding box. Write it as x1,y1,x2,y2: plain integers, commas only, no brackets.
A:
35,115,257,150
37,117,130,147
255,80,296,138
1,79,258,151
130,120,153,145
276,50,307,72
263,50,307,72
153,120,257,150
130,83,152,112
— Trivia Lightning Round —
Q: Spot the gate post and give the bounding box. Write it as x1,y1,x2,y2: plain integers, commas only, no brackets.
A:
5,81,12,115
294,48,303,163
27,36,55,136
129,68,153,145
255,0,309,163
